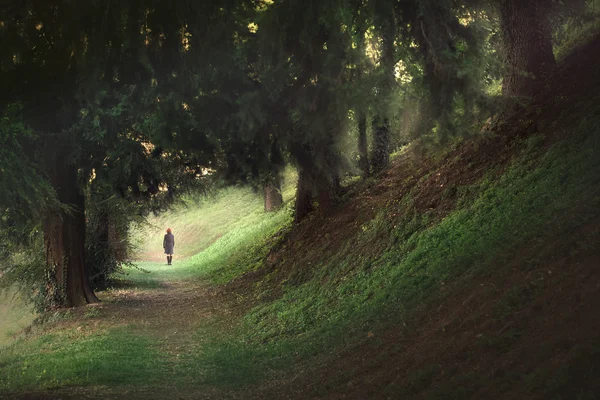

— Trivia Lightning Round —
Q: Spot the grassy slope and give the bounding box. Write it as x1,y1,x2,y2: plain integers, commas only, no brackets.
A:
131,168,297,261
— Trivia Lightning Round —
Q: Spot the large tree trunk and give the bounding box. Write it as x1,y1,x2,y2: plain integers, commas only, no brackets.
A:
371,8,395,174
317,179,337,218
371,116,391,174
294,169,314,223
43,152,99,308
357,111,370,178
263,175,284,212
500,0,556,98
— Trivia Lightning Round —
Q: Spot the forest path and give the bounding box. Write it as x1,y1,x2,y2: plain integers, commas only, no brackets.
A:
103,278,218,350
10,262,263,400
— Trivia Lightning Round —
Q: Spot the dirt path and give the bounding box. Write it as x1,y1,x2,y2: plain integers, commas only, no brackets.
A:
103,279,218,346
8,266,258,400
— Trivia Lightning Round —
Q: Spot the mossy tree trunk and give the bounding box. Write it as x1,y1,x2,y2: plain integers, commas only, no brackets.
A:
500,0,556,97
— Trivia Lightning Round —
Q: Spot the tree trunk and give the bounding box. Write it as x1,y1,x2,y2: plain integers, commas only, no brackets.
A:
108,219,128,262
318,183,335,217
371,10,395,174
294,169,314,223
357,111,370,178
90,210,111,287
500,0,556,98
264,175,284,212
43,152,99,308
371,116,391,174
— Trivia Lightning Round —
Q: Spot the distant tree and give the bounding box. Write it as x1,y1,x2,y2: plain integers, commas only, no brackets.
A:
263,175,284,212
352,5,374,179
255,0,357,221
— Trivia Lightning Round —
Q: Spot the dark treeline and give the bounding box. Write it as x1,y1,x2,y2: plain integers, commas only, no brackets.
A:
0,0,594,307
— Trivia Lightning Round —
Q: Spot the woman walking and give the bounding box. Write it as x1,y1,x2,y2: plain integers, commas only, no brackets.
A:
163,228,175,265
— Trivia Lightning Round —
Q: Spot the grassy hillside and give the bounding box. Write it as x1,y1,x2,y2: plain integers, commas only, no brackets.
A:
131,169,297,261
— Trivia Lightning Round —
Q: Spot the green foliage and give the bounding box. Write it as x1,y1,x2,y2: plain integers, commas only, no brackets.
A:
0,104,57,236
0,1,599,395
85,191,138,289
0,1,221,306
553,14,600,61
0,291,35,346
0,235,50,313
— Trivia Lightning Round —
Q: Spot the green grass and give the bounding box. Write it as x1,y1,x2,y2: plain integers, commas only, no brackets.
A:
125,167,296,285
131,167,297,260
0,326,167,393
122,201,292,285
0,173,297,395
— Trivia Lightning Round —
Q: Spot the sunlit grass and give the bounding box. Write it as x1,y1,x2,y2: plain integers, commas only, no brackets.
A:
130,167,297,260
123,197,294,284
0,291,35,347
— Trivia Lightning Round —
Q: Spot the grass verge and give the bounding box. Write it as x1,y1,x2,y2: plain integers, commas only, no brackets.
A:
0,326,167,394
